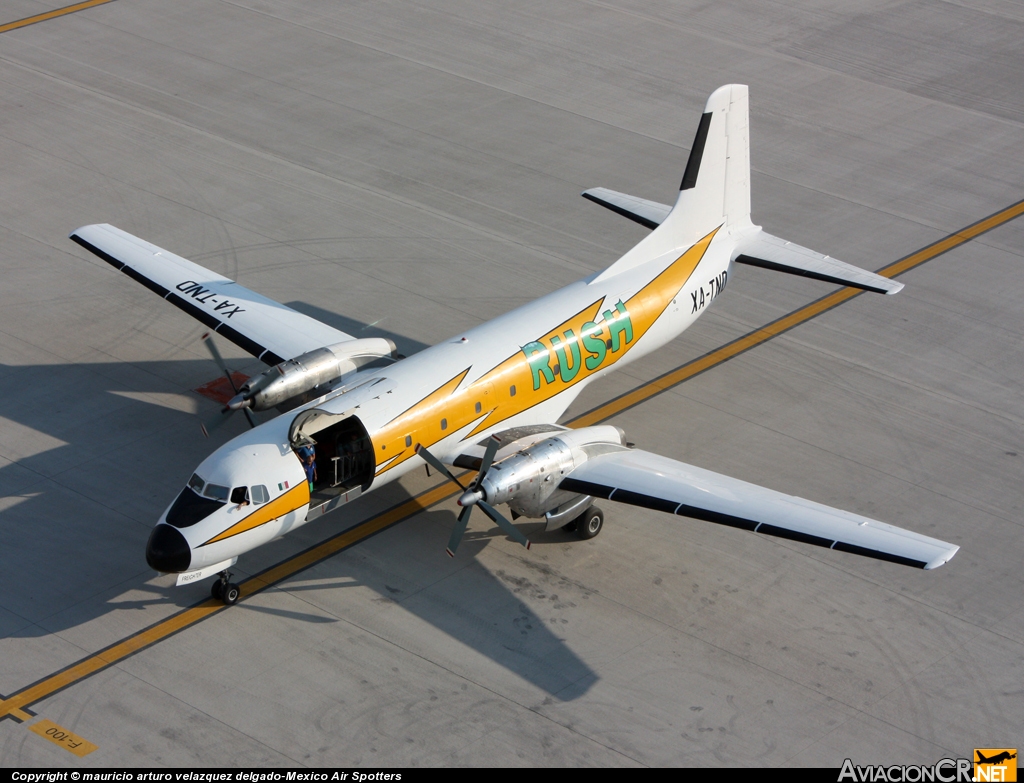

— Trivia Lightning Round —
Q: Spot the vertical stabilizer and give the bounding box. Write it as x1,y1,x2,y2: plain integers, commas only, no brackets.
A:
592,84,751,283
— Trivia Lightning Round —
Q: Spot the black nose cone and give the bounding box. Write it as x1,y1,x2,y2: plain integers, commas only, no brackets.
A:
146,524,191,573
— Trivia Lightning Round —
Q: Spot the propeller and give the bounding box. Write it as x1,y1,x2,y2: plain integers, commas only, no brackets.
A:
199,332,256,437
415,436,530,557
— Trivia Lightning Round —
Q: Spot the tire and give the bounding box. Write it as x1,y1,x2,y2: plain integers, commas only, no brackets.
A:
211,580,224,601
576,506,604,540
222,583,241,605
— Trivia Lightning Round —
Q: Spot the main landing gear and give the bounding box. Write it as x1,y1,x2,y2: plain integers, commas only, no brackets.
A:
564,505,604,540
211,571,241,605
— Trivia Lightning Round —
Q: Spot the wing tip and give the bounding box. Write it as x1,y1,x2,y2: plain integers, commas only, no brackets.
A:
924,545,960,570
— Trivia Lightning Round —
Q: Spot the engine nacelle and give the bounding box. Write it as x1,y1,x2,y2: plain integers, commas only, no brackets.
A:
477,425,628,518
229,337,396,411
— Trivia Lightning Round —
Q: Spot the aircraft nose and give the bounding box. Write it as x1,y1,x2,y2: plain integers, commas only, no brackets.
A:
146,524,192,573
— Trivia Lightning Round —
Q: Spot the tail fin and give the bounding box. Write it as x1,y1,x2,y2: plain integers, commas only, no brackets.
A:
593,84,750,283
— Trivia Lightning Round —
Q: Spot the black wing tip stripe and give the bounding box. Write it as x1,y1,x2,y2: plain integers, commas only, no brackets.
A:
756,523,833,549
120,264,171,298
581,192,660,230
72,231,297,368
611,488,679,514
166,293,221,330
559,478,615,500
733,255,890,294
216,323,270,363
71,233,125,271
680,112,713,191
675,503,759,532
832,542,927,569
561,479,928,568
72,234,173,297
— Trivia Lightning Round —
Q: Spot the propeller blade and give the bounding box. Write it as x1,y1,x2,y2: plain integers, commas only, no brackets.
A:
201,332,240,394
445,506,473,558
200,407,235,438
242,407,257,429
478,500,531,550
415,444,466,490
473,434,501,489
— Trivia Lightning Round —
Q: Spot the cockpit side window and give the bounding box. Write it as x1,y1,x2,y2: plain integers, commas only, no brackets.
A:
188,473,205,493
203,483,229,501
251,485,269,504
230,486,249,506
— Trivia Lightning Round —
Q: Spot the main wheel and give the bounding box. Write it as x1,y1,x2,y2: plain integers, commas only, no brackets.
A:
211,580,224,601
221,583,241,605
576,506,604,540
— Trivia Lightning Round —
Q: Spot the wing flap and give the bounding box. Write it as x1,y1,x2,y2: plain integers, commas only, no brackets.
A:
71,224,355,365
561,449,957,569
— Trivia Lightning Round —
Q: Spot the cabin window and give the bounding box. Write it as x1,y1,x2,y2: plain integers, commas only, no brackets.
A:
405,435,413,447
440,418,448,431
230,487,250,506
203,483,229,501
187,473,205,494
251,485,269,504
509,385,517,397
475,401,482,414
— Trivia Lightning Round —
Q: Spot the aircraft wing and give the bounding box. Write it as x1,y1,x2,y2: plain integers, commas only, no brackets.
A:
560,449,958,569
71,224,356,365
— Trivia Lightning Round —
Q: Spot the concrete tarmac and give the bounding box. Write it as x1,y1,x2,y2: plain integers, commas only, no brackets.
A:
1,0,1022,768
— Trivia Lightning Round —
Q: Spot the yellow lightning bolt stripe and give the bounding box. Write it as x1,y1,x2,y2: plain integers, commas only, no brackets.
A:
372,369,471,475
200,481,311,546
370,227,719,474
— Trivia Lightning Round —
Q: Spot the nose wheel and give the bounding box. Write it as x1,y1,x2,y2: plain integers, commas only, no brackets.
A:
211,572,241,605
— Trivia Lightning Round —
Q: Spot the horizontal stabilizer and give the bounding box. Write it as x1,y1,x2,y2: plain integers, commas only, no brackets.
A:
581,188,672,230
561,449,957,569
733,229,903,295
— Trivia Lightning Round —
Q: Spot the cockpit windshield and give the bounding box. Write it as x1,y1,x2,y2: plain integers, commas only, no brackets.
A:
167,480,227,528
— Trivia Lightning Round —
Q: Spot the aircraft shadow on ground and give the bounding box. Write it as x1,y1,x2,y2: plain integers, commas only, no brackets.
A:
285,301,431,359
0,348,596,700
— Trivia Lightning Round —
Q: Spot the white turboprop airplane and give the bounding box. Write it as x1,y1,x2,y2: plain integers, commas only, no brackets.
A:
71,85,958,605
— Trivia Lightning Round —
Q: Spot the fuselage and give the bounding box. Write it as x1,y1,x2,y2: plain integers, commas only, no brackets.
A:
146,226,733,575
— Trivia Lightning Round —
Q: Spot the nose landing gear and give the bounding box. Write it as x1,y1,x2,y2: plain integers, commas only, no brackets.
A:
211,571,241,605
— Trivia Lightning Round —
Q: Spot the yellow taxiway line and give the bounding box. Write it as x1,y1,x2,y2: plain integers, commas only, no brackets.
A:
1,197,1022,722
0,0,116,35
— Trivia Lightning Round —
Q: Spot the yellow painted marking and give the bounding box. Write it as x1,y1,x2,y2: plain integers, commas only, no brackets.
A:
373,228,718,473
0,0,115,34
0,199,1021,721
29,719,97,757
0,696,32,722
201,481,311,546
